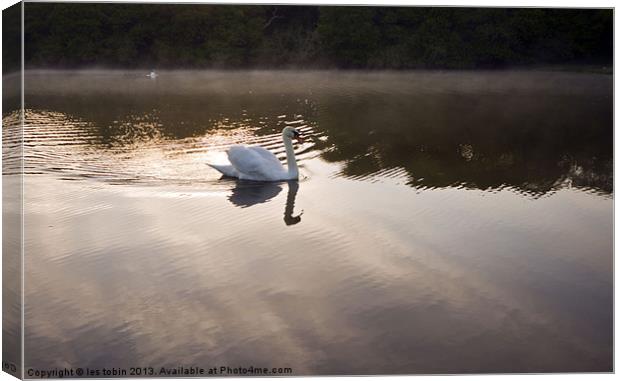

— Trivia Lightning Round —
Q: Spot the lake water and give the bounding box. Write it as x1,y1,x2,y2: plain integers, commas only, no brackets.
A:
3,70,613,374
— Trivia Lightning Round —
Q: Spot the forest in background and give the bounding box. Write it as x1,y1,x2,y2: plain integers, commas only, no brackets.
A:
2,3,614,72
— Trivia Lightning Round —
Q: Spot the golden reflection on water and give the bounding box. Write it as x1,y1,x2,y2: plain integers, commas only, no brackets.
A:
7,70,613,373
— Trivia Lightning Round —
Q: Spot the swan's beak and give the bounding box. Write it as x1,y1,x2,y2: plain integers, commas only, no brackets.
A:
297,135,305,143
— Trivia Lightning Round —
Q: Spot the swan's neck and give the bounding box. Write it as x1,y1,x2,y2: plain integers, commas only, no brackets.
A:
283,136,298,179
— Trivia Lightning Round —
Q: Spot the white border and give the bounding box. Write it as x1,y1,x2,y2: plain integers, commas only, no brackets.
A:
0,1,616,381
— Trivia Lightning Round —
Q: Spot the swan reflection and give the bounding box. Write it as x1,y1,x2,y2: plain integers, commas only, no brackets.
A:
227,180,303,225
283,181,303,226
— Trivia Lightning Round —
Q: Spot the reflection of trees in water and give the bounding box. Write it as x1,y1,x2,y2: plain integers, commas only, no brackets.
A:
313,92,612,195
23,72,612,195
24,90,314,144
25,91,613,195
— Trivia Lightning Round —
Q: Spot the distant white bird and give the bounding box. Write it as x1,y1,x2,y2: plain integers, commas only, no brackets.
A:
147,70,158,79
208,127,304,181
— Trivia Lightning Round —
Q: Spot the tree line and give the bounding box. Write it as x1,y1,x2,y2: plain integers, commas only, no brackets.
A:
6,4,614,71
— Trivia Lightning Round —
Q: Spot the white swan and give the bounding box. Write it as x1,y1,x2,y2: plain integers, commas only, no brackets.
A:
208,127,304,181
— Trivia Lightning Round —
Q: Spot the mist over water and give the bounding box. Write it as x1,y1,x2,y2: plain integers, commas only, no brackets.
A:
6,70,612,373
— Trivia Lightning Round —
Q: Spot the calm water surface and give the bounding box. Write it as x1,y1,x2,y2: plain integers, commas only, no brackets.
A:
4,70,613,374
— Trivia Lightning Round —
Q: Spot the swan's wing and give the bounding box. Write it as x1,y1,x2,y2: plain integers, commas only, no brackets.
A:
208,163,239,178
227,145,280,179
247,146,283,169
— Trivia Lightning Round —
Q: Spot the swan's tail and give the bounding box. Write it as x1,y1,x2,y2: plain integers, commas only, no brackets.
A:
207,163,239,178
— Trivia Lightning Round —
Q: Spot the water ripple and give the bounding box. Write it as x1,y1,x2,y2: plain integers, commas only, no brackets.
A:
13,110,322,187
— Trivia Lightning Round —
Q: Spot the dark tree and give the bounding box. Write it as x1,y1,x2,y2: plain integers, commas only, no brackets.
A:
19,3,612,71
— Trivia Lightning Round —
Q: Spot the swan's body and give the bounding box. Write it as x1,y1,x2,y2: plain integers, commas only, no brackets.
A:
209,127,303,182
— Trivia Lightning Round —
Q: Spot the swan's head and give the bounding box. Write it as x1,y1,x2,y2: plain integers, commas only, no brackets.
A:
282,127,304,143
